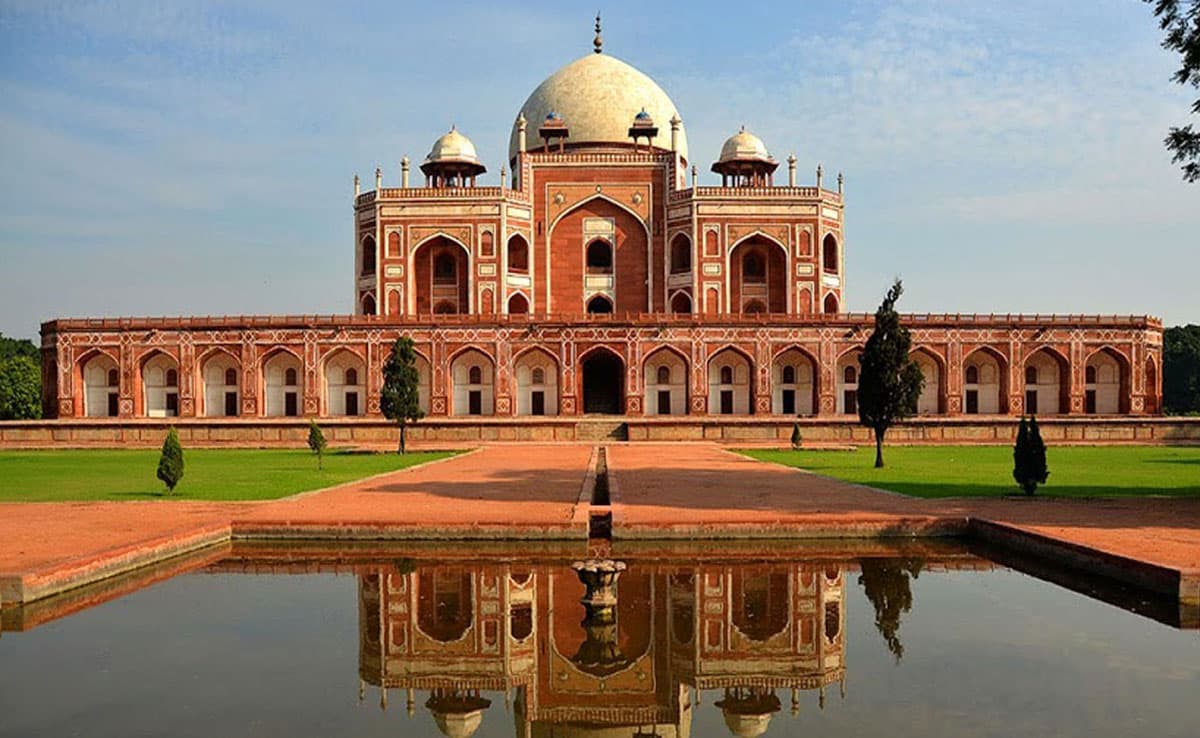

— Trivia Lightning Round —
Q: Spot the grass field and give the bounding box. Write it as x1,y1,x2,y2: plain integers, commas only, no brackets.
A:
0,449,458,502
740,445,1200,498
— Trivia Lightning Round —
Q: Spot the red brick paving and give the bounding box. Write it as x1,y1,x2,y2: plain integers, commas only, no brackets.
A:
1,442,1197,606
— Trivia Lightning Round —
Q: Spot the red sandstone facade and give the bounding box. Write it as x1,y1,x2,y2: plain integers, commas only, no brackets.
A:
38,37,1163,423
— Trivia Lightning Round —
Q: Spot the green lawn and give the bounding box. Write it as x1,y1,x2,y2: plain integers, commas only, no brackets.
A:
740,446,1200,498
0,449,458,502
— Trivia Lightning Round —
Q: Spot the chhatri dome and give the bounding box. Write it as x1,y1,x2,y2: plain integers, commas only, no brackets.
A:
716,127,773,166
423,126,485,172
508,16,688,163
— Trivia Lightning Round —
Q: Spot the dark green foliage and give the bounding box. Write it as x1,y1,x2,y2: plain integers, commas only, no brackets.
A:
0,355,41,420
857,280,924,467
156,427,185,494
790,422,802,450
380,336,425,454
0,335,41,420
857,557,923,662
307,419,327,469
1164,325,1200,414
1013,416,1050,495
0,334,38,362
1145,0,1200,181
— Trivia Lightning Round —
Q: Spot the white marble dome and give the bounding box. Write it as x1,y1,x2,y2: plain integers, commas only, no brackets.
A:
425,126,482,166
717,127,773,165
508,53,688,162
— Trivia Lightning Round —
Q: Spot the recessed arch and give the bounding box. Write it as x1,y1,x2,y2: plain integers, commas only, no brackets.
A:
410,234,471,315
360,234,376,277
361,293,376,316
1023,347,1069,415
772,346,819,416
507,291,530,314
962,346,1008,414
823,293,839,314
416,569,474,644
507,233,529,273
450,348,494,416
546,193,651,240
1084,346,1130,414
644,345,689,415
670,232,692,274
669,290,692,315
138,349,179,418
909,347,946,415
585,238,614,275
729,234,787,314
708,346,754,415
586,294,614,314
199,348,241,418
822,233,839,274
514,346,559,416
78,349,121,418
262,348,303,417
579,346,625,414
323,348,366,417
836,348,863,414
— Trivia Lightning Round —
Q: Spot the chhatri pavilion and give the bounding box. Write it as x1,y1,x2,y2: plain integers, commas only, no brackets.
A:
39,19,1162,435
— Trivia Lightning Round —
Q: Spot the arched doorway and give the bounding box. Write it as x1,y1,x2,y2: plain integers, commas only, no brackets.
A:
1024,348,1068,415
962,348,1006,414
1085,348,1128,414
730,236,786,313
581,350,624,414
324,350,366,416
412,236,469,315
708,348,753,414
141,352,179,417
81,352,120,418
773,348,817,416
586,294,614,314
515,349,558,416
201,351,240,417
508,292,529,314
644,348,687,415
670,291,692,314
910,349,944,414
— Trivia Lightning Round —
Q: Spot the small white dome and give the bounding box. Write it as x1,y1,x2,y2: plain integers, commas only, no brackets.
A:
717,127,773,165
425,126,482,166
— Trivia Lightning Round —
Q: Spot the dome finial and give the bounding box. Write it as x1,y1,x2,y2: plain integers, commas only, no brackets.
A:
593,12,603,54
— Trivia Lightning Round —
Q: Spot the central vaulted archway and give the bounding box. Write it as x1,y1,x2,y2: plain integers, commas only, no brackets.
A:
580,348,624,414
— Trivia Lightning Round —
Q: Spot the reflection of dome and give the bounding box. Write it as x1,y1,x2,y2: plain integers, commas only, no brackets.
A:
716,127,773,165
427,691,492,738
509,53,688,161
715,688,781,738
720,713,774,738
424,126,483,168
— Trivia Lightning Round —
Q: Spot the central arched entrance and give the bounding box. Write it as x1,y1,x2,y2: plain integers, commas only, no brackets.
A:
581,350,624,414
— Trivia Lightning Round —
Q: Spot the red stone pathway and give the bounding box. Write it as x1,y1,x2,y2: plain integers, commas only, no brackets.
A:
1,442,1197,606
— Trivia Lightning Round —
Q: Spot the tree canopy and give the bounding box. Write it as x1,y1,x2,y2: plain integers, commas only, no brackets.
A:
0,335,41,419
1164,324,1200,413
1145,0,1200,181
857,279,924,467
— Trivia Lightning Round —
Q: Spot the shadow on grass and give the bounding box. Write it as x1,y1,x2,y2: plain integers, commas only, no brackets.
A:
859,482,1200,499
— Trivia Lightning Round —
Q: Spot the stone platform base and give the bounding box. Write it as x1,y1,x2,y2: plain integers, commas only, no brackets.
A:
2,415,1199,449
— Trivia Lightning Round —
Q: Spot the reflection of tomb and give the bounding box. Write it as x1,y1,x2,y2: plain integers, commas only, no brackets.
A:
358,558,848,737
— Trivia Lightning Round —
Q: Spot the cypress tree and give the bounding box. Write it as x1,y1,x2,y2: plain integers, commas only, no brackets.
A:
156,427,185,495
790,421,802,450
857,279,924,468
307,419,327,470
380,336,425,454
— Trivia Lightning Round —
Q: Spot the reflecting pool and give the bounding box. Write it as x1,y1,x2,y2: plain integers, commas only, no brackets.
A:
1,540,1197,737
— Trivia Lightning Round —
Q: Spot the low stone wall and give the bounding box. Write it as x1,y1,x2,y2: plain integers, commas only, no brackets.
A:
1,416,1198,449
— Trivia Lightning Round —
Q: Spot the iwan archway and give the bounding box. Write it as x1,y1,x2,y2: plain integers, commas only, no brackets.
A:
580,348,624,414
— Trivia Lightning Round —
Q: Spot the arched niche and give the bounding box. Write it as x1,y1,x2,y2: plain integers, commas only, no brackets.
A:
450,349,494,416
644,348,688,415
708,348,753,414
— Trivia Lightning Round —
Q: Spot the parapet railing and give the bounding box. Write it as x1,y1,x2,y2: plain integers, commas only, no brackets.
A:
43,312,1162,332
354,187,531,207
670,186,843,203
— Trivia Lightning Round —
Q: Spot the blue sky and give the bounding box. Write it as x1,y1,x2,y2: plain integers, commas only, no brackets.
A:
1,0,1196,340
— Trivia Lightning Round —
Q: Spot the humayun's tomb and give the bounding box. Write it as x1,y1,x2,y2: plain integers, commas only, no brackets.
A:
33,22,1168,445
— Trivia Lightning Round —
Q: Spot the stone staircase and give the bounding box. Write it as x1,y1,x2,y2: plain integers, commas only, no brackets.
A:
576,417,628,441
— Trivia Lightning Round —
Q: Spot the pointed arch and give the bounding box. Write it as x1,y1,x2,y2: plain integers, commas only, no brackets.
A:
546,193,651,240
261,347,304,417
908,347,946,415
322,347,367,417
579,345,625,414
77,348,121,418
137,349,180,418
962,346,1008,414
410,233,472,315
772,345,819,416
669,290,692,315
823,293,839,314
199,347,241,418
1084,346,1130,414
507,233,530,273
507,291,530,314
836,347,864,414
644,345,690,415
450,347,495,416
707,345,754,415
670,232,692,274
360,234,376,277
586,294,614,314
1023,346,1070,415
514,346,559,416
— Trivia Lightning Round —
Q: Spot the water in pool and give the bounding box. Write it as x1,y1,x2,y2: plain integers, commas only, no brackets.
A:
1,540,1196,737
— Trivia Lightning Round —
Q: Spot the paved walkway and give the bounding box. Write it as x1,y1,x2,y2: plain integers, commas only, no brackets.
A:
2,442,1197,607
